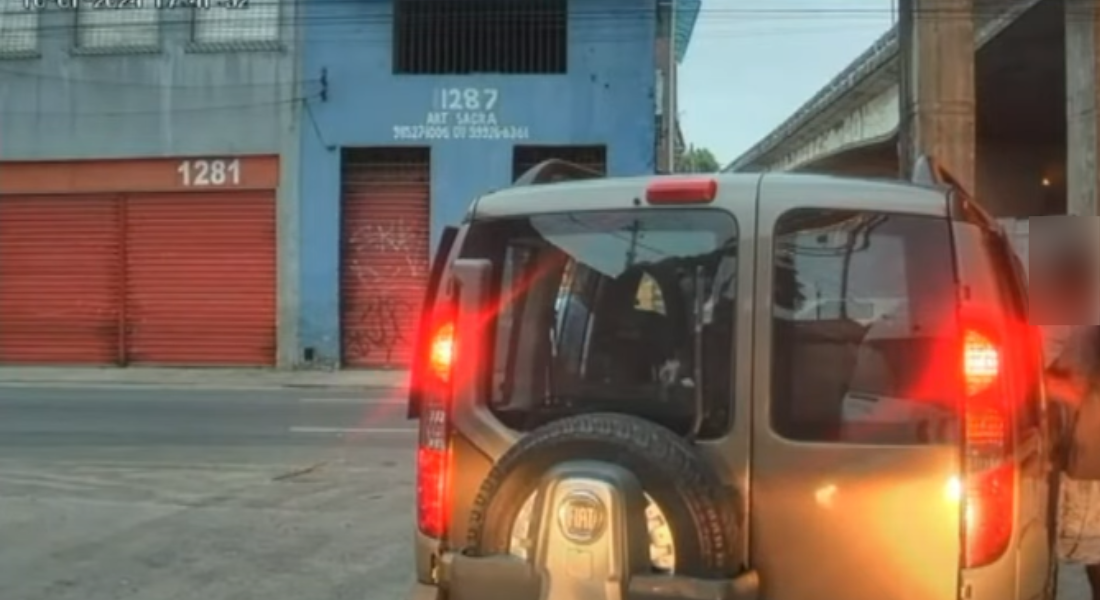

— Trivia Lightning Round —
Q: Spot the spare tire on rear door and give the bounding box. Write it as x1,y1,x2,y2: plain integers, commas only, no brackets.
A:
465,412,743,578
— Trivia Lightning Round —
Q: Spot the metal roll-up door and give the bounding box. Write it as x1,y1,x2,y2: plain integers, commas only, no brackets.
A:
340,148,431,368
125,191,276,366
0,195,121,364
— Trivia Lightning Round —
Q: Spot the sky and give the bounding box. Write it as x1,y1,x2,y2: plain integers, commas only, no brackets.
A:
679,0,897,167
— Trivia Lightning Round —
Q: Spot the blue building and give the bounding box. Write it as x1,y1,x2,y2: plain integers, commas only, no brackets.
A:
297,0,690,369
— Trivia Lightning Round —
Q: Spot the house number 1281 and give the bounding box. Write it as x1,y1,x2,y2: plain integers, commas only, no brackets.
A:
177,159,242,187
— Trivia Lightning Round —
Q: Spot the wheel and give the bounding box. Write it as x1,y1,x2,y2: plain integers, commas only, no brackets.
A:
465,412,743,578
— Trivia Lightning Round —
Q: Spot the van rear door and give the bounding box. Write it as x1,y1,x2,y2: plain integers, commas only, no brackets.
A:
750,180,962,600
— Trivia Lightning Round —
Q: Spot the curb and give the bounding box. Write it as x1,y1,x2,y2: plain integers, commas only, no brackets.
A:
0,380,409,389
0,368,410,392
0,380,409,392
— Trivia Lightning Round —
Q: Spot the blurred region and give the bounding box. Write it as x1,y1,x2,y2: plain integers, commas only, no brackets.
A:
1029,215,1099,326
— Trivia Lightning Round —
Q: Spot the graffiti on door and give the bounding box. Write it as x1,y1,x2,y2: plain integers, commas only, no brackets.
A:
345,217,427,365
345,295,415,364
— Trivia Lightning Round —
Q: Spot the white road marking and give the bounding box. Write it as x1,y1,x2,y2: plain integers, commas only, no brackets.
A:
288,426,417,434
298,397,404,405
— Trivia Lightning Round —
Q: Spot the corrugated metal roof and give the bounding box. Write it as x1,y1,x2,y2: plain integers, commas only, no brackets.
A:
674,0,702,63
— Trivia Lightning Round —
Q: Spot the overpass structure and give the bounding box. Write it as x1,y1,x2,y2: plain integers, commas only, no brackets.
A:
725,0,1080,217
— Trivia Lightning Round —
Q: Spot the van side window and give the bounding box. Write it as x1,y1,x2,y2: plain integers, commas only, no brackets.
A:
771,209,961,445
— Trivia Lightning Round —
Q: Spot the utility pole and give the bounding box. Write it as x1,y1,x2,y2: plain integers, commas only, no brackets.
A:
897,0,977,193
667,0,678,174
1066,0,1100,215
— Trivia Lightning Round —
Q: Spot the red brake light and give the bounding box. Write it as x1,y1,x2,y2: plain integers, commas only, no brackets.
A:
416,425,450,538
646,178,717,204
428,322,455,383
960,326,1014,568
416,318,456,539
963,330,999,396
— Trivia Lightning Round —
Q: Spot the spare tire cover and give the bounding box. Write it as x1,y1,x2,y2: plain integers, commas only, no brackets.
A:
465,413,743,578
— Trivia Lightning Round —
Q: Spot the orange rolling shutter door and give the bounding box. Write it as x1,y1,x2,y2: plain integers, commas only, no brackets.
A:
0,195,121,364
340,149,431,368
125,191,276,366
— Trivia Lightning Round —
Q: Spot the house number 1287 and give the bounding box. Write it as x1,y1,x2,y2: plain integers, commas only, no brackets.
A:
439,87,499,111
177,159,242,187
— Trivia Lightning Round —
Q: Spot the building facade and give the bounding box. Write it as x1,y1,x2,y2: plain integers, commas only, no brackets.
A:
297,0,662,369
0,0,299,367
0,0,677,370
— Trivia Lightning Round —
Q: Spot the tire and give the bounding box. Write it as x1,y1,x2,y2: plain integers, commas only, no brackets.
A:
465,412,743,579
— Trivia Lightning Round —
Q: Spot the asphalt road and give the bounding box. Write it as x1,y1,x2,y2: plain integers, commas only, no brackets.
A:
0,385,416,600
0,384,1090,600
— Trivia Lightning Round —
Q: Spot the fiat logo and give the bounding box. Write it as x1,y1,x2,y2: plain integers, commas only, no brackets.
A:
557,490,607,545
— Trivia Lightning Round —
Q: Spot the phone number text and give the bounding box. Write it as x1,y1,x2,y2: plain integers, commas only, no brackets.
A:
392,125,531,141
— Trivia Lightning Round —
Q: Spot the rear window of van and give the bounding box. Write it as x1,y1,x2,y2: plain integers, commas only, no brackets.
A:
460,209,738,439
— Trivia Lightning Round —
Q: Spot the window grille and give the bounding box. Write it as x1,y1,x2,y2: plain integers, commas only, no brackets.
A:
0,0,37,54
193,0,279,44
394,0,567,75
76,2,158,49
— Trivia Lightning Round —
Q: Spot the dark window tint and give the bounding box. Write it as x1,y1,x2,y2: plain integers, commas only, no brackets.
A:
461,209,738,439
772,210,961,444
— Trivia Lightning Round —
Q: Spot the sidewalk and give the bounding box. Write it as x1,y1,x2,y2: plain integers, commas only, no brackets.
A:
0,366,410,390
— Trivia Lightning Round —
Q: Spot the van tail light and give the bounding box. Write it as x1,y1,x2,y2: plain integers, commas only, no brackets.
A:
416,317,456,539
428,322,455,383
960,327,1015,568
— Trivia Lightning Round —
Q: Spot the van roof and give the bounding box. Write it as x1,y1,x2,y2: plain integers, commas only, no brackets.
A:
470,172,951,221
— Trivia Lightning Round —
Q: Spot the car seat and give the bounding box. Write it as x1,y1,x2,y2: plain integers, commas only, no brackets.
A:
775,317,869,441
588,270,677,385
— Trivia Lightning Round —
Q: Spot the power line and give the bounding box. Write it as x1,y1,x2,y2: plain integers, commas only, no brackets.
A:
0,0,1069,18
0,92,313,115
0,0,1060,102
0,19,1062,94
0,64,314,88
0,1,1074,38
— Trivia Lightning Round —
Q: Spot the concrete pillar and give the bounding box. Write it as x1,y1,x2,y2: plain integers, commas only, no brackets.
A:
898,0,977,193
1066,0,1100,216
655,0,675,174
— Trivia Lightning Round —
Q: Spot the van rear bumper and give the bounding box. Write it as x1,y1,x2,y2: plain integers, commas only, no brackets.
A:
440,551,761,600
406,582,441,600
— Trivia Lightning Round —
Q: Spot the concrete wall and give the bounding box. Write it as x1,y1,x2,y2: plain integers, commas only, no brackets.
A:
298,0,658,366
0,7,298,159
0,4,302,365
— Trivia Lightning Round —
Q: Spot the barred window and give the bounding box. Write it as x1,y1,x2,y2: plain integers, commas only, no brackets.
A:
193,0,279,44
0,0,38,54
76,3,159,49
394,0,567,74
